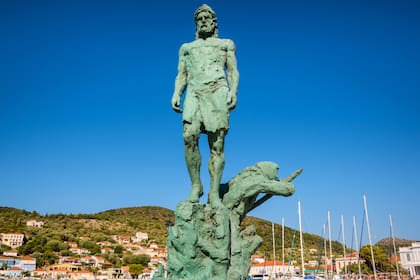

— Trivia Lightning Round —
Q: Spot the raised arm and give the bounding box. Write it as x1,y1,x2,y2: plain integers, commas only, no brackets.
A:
171,44,188,113
226,40,239,111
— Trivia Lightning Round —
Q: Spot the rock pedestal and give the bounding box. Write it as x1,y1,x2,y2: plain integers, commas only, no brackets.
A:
153,162,301,280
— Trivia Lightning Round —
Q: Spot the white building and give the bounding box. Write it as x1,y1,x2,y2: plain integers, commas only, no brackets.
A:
400,242,420,279
2,250,18,257
334,252,360,273
112,235,131,245
26,220,44,228
132,232,149,243
0,233,25,248
250,261,295,277
69,247,90,255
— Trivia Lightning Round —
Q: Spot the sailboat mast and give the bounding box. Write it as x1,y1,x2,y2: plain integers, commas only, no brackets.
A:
272,222,276,277
328,210,333,277
282,217,285,275
324,223,329,280
363,194,377,280
352,216,362,279
341,215,347,275
298,201,305,277
389,214,401,280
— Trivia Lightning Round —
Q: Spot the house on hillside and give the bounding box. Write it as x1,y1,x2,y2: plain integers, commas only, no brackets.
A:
0,233,24,248
0,255,36,272
0,256,16,269
251,255,265,264
26,220,44,228
65,241,78,248
96,241,113,247
2,250,18,257
80,256,112,268
68,269,95,280
113,235,131,245
46,263,82,273
249,261,295,277
59,257,82,266
101,247,115,254
69,247,90,255
132,232,149,243
334,252,360,272
31,268,48,278
18,256,36,271
5,266,24,278
107,267,132,279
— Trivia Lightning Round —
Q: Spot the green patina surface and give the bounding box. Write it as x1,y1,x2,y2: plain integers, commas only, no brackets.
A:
154,162,299,280
154,4,301,280
170,4,239,207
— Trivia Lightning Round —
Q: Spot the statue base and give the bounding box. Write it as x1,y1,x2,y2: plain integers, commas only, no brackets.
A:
152,162,300,280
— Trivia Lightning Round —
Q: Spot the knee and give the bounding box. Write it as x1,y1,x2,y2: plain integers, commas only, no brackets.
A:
183,129,198,147
211,140,224,155
209,129,226,155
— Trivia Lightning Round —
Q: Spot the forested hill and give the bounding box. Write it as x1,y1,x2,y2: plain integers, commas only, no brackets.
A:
375,237,414,253
0,206,363,258
0,206,174,245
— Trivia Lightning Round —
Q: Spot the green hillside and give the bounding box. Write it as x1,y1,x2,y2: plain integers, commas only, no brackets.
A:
0,206,174,245
0,206,365,265
375,237,413,254
242,216,344,260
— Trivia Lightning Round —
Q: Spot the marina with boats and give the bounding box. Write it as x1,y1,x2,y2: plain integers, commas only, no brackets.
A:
248,195,412,280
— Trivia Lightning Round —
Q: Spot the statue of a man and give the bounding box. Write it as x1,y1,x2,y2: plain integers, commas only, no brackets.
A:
171,4,239,207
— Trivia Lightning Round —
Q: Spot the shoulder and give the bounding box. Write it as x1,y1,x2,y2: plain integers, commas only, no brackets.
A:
179,42,194,55
218,38,236,50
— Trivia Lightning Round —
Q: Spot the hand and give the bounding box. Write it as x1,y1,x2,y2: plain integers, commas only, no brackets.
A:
171,94,182,113
228,93,237,112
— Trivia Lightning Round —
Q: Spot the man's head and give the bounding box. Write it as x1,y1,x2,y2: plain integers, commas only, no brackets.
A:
194,4,218,39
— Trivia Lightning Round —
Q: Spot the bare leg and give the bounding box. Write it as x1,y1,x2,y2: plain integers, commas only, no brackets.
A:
183,123,203,202
207,129,226,207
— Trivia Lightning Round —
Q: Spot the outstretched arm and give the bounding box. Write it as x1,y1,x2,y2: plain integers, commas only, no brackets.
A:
226,40,239,111
171,44,188,113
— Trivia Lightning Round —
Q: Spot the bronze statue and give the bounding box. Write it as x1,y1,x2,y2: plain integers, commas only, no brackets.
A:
171,4,239,207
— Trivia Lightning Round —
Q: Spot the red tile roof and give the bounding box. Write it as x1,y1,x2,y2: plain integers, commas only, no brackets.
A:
9,267,24,271
252,261,288,267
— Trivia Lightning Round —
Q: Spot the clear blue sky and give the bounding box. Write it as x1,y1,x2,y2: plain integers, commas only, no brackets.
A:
1,0,419,246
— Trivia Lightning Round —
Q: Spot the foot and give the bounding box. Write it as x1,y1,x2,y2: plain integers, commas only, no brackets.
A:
208,193,224,208
187,183,203,203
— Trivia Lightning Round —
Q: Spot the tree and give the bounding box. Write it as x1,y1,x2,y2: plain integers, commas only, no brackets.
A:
104,254,122,267
79,240,100,255
123,254,150,266
114,245,123,254
60,249,73,256
129,264,144,279
360,245,391,273
33,251,58,267
90,267,100,274
18,235,48,255
0,245,11,254
46,240,65,252
347,262,372,274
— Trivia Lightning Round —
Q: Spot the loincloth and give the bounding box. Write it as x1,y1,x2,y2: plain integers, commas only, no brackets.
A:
183,81,230,133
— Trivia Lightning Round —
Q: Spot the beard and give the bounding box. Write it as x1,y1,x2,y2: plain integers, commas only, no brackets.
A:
197,28,215,39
